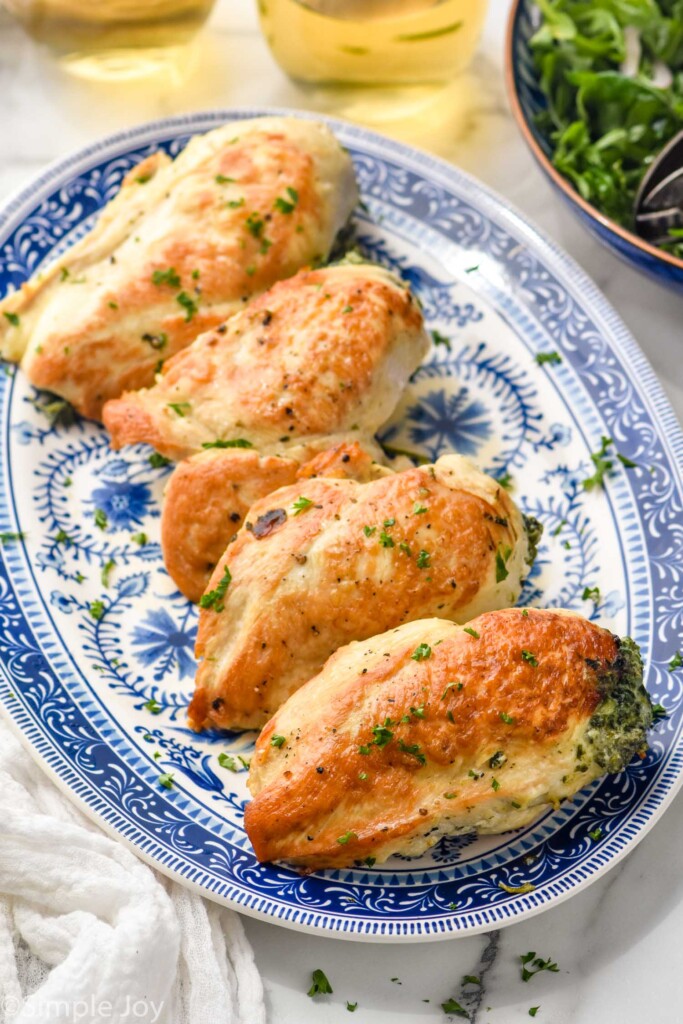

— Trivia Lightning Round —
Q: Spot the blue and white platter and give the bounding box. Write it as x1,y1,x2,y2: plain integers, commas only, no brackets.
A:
0,109,681,942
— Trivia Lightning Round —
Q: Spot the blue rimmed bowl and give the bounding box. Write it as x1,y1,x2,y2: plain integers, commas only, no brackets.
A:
506,0,683,293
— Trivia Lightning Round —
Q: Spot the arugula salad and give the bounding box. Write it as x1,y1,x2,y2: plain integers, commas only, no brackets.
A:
531,0,683,257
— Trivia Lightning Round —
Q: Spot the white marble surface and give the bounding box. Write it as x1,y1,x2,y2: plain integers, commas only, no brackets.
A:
0,1,682,1021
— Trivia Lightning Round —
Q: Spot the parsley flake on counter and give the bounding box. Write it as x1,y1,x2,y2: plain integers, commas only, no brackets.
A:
529,1008,540,1017
149,452,171,468
218,753,238,772
143,698,162,714
535,351,562,366
167,402,191,417
520,952,559,982
416,548,431,568
582,586,600,603
462,975,481,986
307,969,333,997
151,267,181,288
411,643,432,661
93,508,108,531
463,627,479,639
441,997,469,1017
336,830,358,845
521,650,538,667
668,651,682,671
101,559,115,588
158,772,175,790
200,564,232,611
3,311,20,327
500,711,516,725
176,291,198,321
202,438,253,449
89,600,105,621
346,1002,358,1012
270,734,286,748
291,495,314,515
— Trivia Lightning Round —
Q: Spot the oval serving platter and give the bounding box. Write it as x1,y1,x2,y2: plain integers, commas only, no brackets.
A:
0,110,681,942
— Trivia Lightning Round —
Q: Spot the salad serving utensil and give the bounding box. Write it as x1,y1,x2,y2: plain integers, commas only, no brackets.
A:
635,129,683,246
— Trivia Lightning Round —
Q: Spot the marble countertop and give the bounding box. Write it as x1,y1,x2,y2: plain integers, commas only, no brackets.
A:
1,1,681,1021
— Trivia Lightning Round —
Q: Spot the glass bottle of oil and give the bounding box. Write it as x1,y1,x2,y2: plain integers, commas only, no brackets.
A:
3,0,216,80
257,0,489,87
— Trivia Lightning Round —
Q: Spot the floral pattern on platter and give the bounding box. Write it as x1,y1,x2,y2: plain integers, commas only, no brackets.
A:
0,110,680,940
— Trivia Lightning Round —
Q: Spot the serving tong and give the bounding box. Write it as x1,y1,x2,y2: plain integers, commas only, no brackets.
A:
634,128,683,245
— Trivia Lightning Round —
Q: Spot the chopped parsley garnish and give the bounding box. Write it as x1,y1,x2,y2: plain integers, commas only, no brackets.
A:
94,508,108,531
0,531,24,545
363,525,376,537
529,1009,540,1018
176,291,198,321
413,502,428,514
227,198,245,209
274,187,299,214
411,643,432,661
500,711,516,725
245,212,265,238
199,564,232,611
383,517,395,528
167,402,191,417
346,1002,358,1012
89,600,105,621
399,541,412,556
336,830,358,845
416,548,431,568
379,531,394,548
371,723,394,748
489,750,507,768
3,311,20,327
583,436,636,491
582,586,600,603
291,495,314,515
201,438,254,450
588,827,603,841
468,768,484,779
342,304,353,314
495,544,513,583
652,703,668,721
441,997,469,1017
463,627,479,639
398,740,426,765
218,753,238,772
363,856,376,867
359,745,371,755
132,532,148,546
101,558,115,588
491,777,501,791
410,704,426,718
500,881,535,894
143,698,162,714
270,734,286,748
151,267,181,288
535,351,562,366
431,329,451,350
358,771,368,781
158,772,175,790
215,174,235,184
307,969,333,997
462,975,481,986
668,651,682,671
521,650,538,667
55,529,70,544
520,952,559,982
441,682,461,700
149,452,171,468
497,470,513,490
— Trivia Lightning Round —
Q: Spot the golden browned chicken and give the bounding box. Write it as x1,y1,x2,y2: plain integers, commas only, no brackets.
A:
0,117,357,419
103,261,430,459
162,440,391,603
189,454,540,731
245,609,652,869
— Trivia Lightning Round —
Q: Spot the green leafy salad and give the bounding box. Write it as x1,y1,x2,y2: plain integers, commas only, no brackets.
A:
530,0,683,257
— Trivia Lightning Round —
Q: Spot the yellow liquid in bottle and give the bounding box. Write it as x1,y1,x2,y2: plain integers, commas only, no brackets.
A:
4,0,215,79
257,0,489,87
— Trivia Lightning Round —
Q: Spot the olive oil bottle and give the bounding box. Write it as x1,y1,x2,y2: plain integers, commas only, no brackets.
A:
257,0,489,87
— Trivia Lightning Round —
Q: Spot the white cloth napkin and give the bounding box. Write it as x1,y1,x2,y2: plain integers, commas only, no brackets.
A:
0,719,266,1024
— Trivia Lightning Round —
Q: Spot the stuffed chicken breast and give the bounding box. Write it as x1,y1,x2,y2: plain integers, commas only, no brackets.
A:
245,609,652,869
0,116,357,419
189,453,540,731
